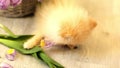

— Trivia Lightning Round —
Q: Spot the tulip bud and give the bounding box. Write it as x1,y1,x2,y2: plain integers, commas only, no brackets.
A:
6,49,17,61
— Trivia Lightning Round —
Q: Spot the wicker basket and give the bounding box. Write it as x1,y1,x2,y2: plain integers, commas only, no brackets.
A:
0,0,38,18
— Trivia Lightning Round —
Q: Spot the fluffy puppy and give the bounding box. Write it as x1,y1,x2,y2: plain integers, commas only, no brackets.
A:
24,0,97,49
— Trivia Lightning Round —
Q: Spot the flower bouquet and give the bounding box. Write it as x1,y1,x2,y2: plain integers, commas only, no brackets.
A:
0,0,38,17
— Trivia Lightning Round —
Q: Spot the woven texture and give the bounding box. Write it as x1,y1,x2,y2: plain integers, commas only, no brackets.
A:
0,0,37,18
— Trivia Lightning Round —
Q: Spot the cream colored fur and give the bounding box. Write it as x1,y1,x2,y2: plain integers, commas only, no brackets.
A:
24,0,97,49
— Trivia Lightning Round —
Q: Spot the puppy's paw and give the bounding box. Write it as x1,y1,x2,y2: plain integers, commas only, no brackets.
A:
23,43,32,49
23,41,36,49
23,36,42,49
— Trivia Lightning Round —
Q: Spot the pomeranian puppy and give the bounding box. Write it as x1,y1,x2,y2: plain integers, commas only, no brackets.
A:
24,0,97,49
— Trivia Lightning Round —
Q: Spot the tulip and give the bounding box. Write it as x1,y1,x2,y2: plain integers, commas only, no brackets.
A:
0,62,13,68
45,39,55,48
6,49,17,61
0,0,10,9
10,0,22,6
0,0,22,9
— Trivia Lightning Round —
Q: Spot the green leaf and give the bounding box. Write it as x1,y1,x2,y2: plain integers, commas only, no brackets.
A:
0,24,64,68
0,24,18,38
39,52,64,68
0,35,42,54
0,35,64,68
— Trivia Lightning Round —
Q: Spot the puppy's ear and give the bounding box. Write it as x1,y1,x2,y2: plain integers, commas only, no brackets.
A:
88,18,97,29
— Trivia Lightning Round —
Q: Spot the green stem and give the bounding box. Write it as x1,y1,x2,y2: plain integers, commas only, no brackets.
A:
0,24,18,38
40,52,64,68
39,52,54,68
39,52,64,68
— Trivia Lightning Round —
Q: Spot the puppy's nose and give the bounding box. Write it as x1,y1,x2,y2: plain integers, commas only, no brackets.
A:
73,46,78,49
65,44,78,49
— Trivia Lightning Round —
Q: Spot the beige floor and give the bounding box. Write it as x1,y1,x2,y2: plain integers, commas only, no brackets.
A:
0,0,120,68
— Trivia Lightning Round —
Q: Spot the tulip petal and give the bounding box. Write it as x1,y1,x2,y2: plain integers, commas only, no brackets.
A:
6,49,17,61
45,40,55,48
6,54,15,61
10,0,22,6
0,0,10,9
0,62,13,68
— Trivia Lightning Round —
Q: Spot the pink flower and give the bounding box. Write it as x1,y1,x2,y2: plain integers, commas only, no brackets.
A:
10,0,22,6
0,0,10,9
6,49,17,61
0,62,13,68
0,0,22,9
45,39,55,48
